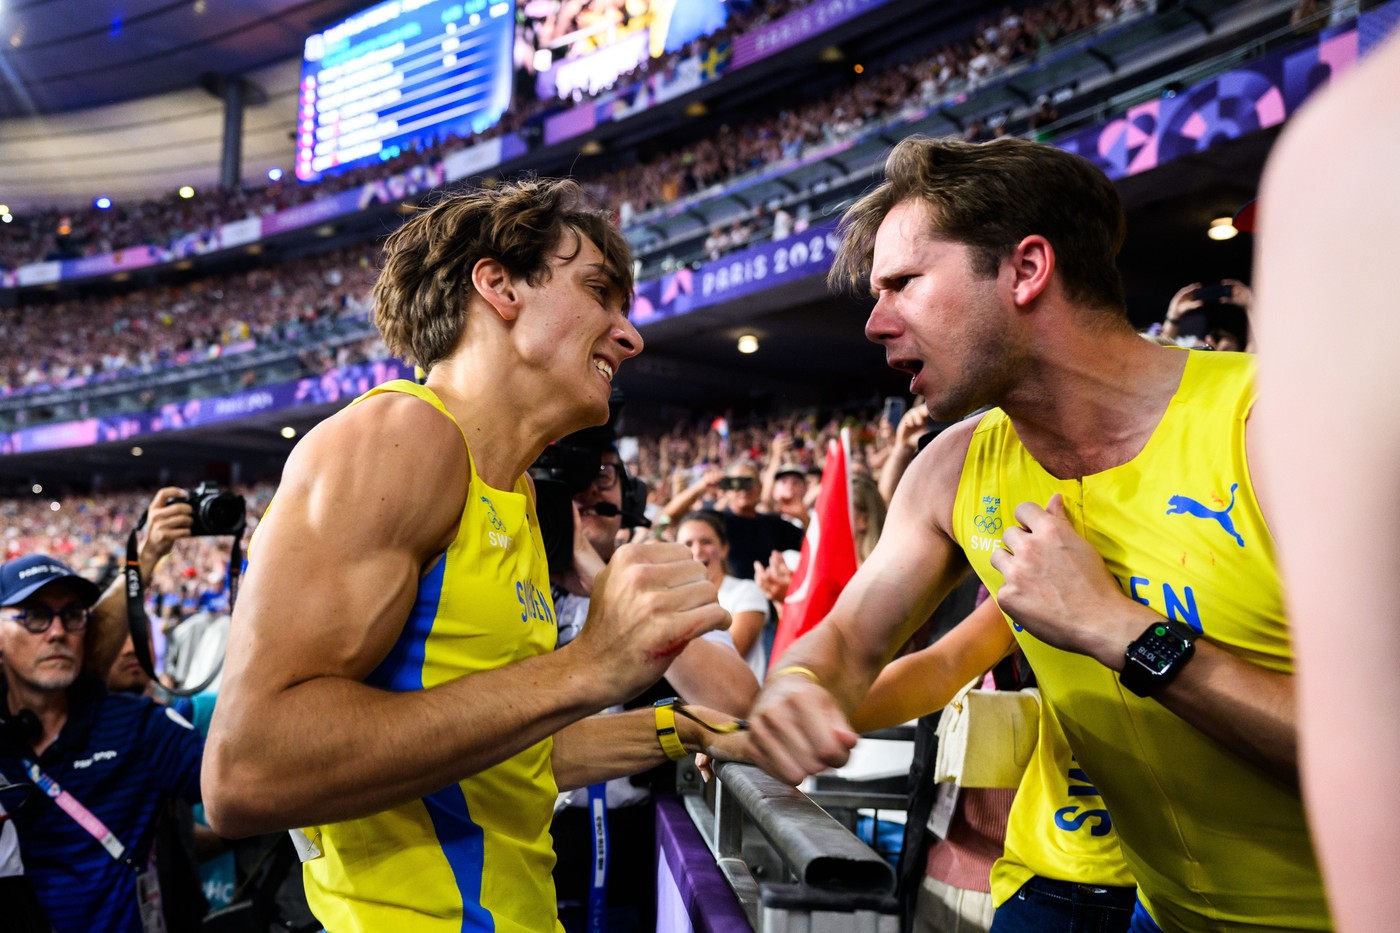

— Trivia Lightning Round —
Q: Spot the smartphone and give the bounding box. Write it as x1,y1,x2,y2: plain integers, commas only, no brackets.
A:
1193,283,1233,304
718,476,757,491
883,396,907,427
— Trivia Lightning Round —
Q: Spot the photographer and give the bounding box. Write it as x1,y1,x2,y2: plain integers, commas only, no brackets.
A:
0,527,203,932
1160,279,1254,351
544,423,757,932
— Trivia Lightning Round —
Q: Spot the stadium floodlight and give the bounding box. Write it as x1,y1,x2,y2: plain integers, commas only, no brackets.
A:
268,167,283,181
1207,217,1238,241
178,186,195,199
95,196,112,210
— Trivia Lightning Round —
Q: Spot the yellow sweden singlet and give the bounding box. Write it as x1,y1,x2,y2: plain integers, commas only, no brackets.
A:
953,351,1326,931
299,380,562,933
988,695,1134,906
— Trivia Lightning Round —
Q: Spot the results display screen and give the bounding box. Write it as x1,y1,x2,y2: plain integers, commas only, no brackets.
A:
297,0,515,181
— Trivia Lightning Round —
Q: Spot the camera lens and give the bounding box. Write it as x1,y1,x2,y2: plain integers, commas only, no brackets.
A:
199,493,246,536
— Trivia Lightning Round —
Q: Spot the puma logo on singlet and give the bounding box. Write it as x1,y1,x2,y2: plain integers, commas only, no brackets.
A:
1165,483,1244,547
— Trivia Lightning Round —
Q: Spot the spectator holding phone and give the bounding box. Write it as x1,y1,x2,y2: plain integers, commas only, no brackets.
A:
1160,279,1254,351
661,461,804,578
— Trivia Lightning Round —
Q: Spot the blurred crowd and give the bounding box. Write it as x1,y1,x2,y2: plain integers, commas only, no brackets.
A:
0,0,1163,403
0,0,819,272
0,402,906,584
0,245,377,398
0,0,1153,276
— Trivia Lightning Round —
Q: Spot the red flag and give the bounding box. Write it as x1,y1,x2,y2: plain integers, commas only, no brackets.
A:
769,429,858,667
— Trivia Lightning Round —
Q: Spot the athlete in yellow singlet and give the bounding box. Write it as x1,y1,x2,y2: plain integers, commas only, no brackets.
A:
952,350,1321,929
743,136,1329,931
204,179,739,932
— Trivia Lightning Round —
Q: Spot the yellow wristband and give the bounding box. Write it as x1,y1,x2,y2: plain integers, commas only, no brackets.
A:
769,665,821,686
654,699,687,761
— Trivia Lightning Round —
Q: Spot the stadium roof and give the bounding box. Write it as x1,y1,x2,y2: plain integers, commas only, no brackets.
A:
0,0,360,118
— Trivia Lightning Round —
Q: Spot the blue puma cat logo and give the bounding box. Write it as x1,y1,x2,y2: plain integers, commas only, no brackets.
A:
1165,483,1244,547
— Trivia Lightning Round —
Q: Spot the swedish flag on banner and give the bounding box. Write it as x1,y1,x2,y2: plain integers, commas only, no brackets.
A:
699,40,732,82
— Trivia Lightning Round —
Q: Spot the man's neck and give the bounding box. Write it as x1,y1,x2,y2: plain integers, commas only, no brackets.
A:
1002,326,1189,480
5,676,69,756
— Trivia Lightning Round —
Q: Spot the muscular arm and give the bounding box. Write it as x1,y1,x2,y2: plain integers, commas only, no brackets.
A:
747,423,977,784
850,596,1014,733
204,395,728,836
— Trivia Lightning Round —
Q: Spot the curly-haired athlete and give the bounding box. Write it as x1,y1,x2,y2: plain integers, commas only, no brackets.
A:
204,179,737,931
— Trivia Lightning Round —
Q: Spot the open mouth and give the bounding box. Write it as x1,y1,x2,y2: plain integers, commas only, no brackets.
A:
593,357,615,382
889,357,923,377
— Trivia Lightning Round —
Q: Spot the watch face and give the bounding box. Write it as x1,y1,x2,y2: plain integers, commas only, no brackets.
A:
1132,624,1190,674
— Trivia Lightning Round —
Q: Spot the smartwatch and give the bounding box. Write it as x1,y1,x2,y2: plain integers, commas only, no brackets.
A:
1119,619,1196,698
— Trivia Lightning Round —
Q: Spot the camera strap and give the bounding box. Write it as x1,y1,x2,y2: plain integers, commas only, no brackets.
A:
124,515,243,698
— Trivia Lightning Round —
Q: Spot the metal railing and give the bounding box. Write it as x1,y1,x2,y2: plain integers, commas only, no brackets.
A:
681,759,901,932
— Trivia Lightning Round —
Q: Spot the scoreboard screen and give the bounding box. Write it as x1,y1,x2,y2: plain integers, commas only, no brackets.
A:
297,0,514,182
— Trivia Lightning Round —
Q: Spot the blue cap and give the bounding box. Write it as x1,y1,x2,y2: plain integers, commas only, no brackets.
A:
0,554,101,608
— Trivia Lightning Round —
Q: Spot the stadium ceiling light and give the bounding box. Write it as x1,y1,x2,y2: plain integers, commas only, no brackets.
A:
1208,217,1238,241
49,501,60,512
0,204,9,214
131,446,143,457
268,167,283,181
281,426,298,439
178,186,195,199
31,484,42,494
1,214,12,224
95,196,112,210
737,334,759,354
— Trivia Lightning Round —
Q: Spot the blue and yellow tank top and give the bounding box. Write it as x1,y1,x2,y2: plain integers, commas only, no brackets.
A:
988,694,1134,905
953,351,1326,931
300,380,562,933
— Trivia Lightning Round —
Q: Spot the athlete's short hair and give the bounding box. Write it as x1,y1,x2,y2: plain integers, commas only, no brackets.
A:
830,135,1127,316
373,177,633,373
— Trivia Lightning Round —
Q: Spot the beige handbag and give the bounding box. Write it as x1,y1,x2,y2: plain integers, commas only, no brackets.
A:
933,680,1041,789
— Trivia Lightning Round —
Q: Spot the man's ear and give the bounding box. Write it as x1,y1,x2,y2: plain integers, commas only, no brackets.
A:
471,257,521,321
1008,235,1055,308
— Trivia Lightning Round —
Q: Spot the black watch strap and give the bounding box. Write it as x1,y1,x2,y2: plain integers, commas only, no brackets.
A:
1120,619,1197,698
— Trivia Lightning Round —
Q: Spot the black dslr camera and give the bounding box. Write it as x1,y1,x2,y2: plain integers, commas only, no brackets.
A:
530,440,650,574
167,482,247,537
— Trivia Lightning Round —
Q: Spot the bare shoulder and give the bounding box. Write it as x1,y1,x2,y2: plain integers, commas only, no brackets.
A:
890,414,983,539
230,392,470,684
278,392,469,552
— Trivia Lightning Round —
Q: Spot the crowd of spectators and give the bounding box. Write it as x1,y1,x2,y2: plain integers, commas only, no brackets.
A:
0,401,904,586
0,0,1158,276
0,245,377,398
0,0,1169,405
0,0,823,272
587,0,1152,220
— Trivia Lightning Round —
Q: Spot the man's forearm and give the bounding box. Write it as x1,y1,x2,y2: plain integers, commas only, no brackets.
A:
551,705,741,790
85,577,132,677
1087,616,1297,784
204,646,619,837
1152,641,1297,785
